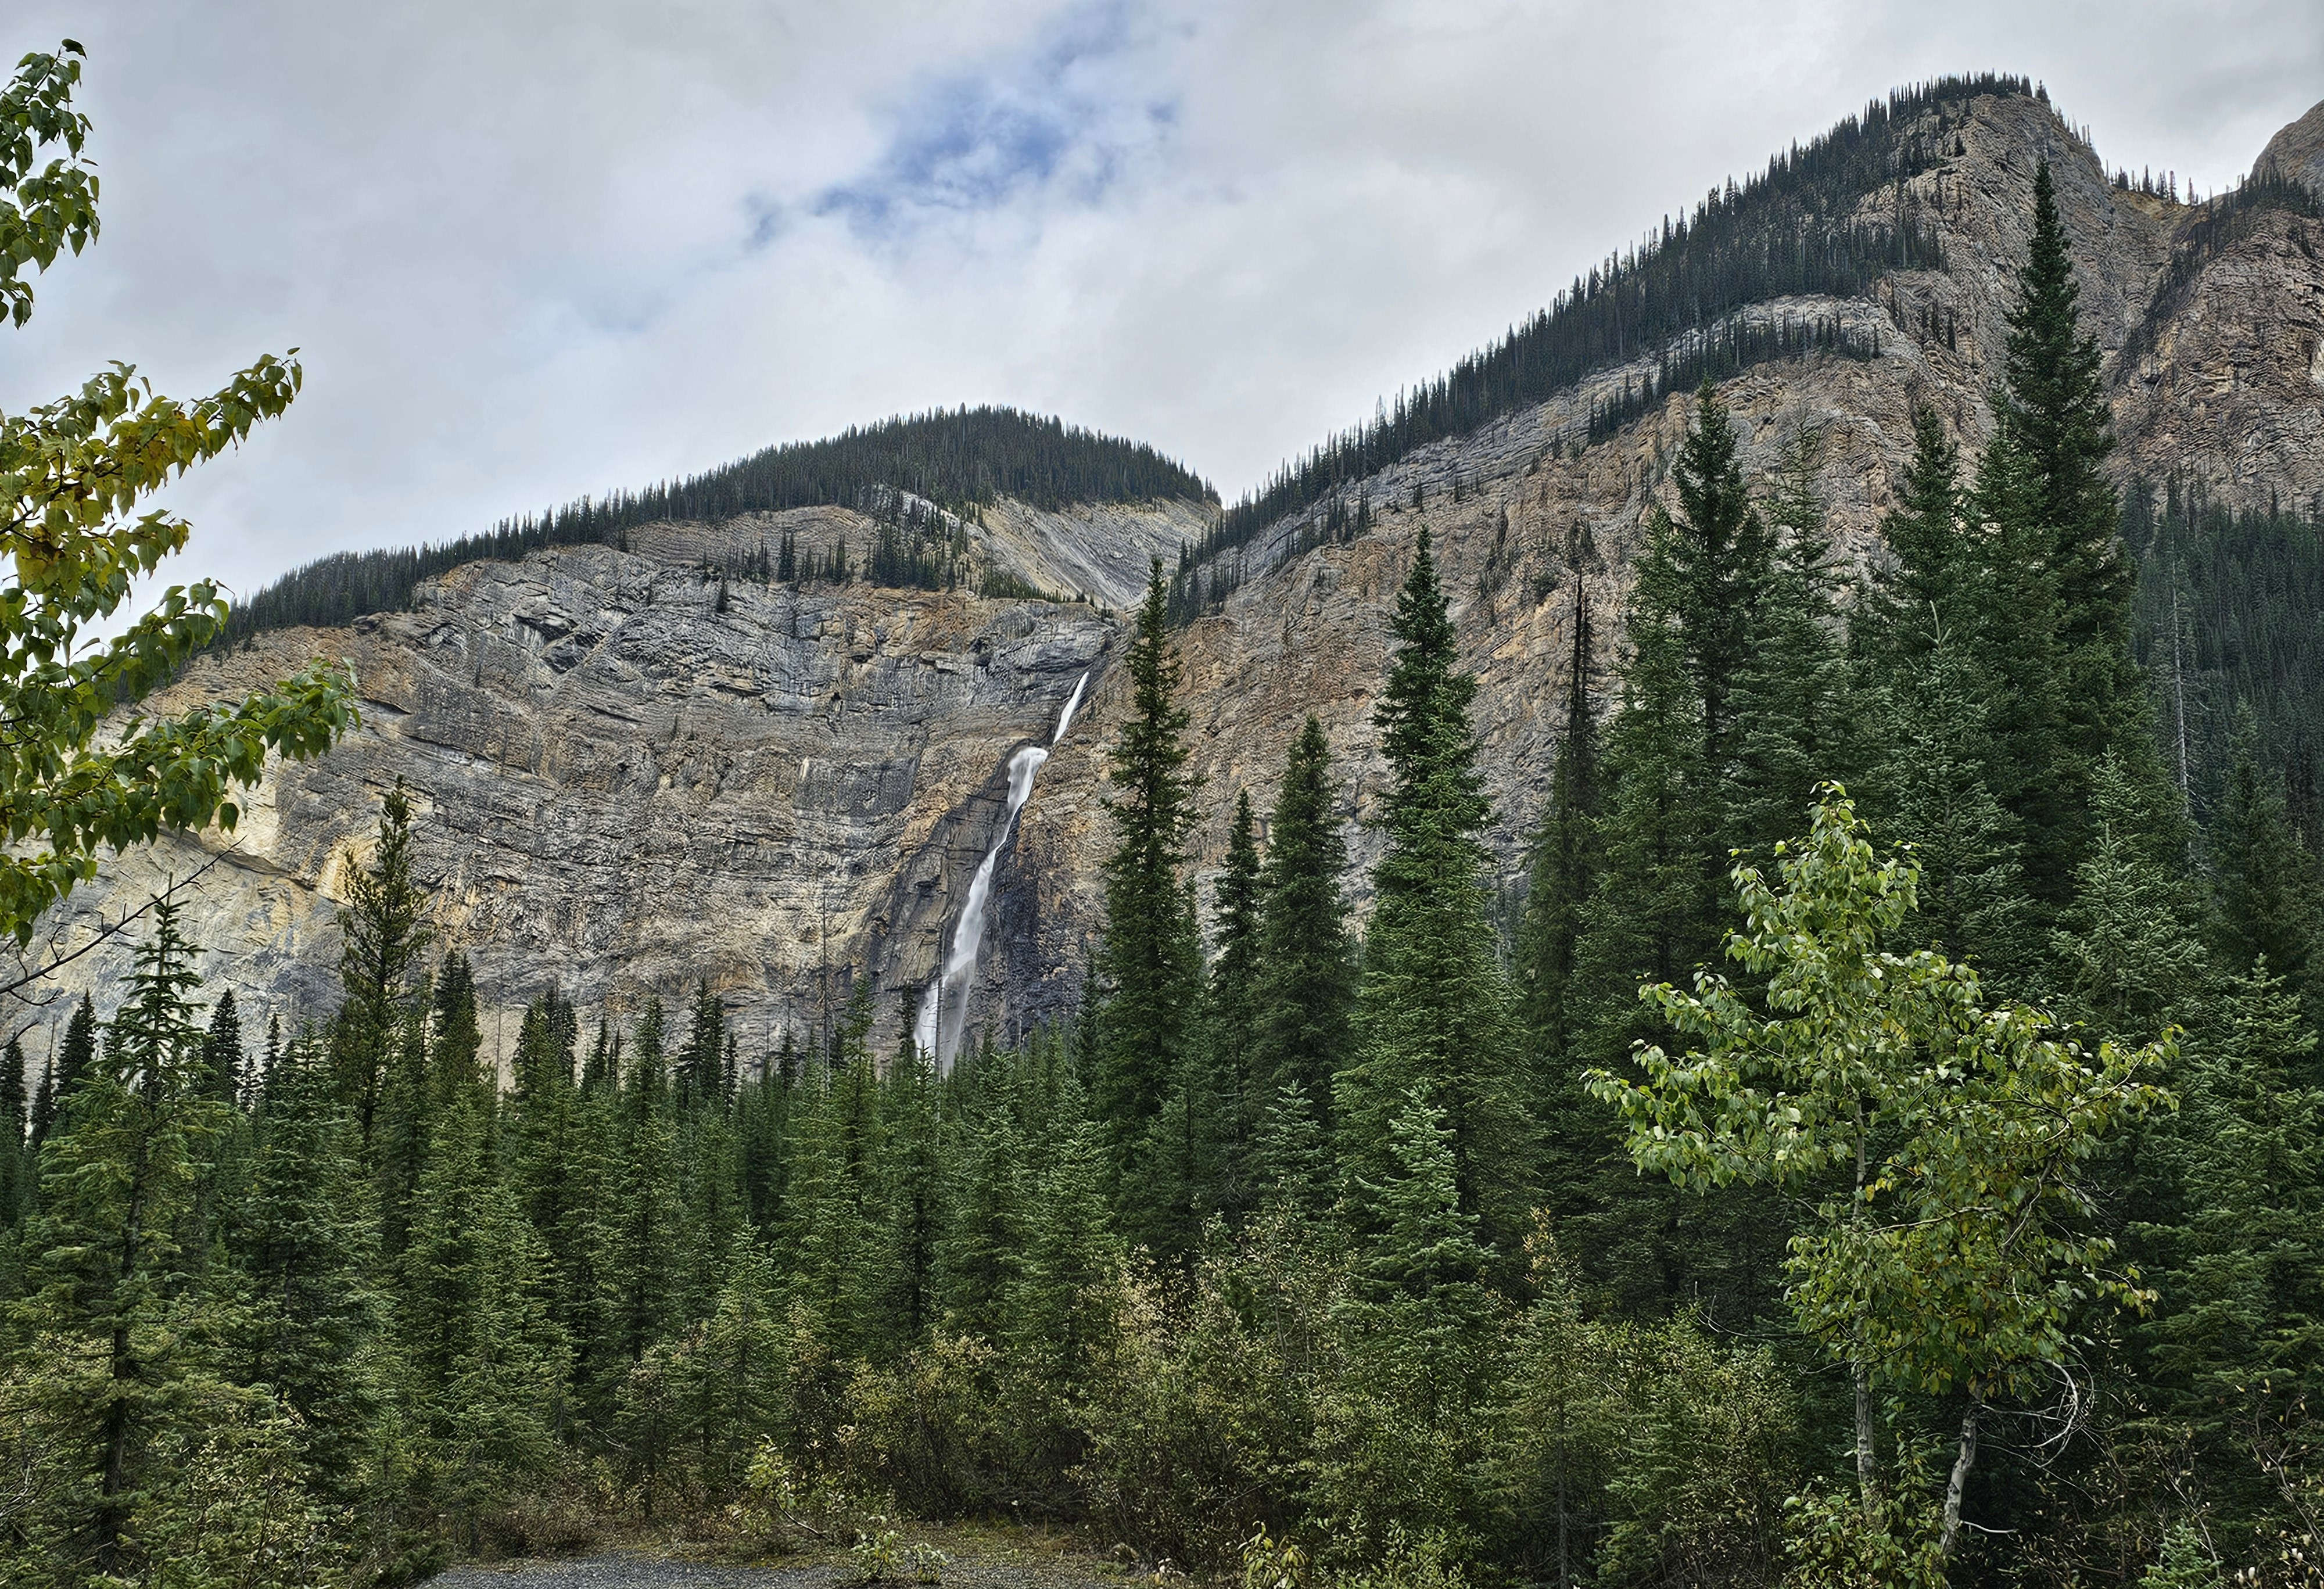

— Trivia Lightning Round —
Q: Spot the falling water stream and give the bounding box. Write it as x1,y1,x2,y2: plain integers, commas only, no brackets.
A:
913,670,1088,1069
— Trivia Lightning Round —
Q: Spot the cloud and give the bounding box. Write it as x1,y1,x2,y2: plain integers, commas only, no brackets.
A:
815,2,1175,238
0,0,2315,612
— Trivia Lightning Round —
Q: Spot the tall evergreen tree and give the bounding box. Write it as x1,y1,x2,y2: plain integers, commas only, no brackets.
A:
936,1052,1028,1339
2208,717,2319,997
602,999,682,1378
882,1029,945,1344
677,980,727,1106
2147,963,2324,1544
34,993,97,1146
0,1034,27,1226
1206,790,1265,1219
1093,559,1207,1247
1877,637,2037,978
2053,755,2211,1042
1011,1101,1122,1398
375,1005,433,1259
1569,500,1718,1069
1250,717,1355,1143
1518,576,1598,1074
335,781,432,1150
1660,383,1769,776
231,1025,382,1500
1860,403,1974,666
199,988,243,1107
1722,432,1852,867
431,950,485,1109
394,1084,567,1549
8,899,223,1576
1975,160,2151,906
2003,160,2130,660
1339,529,1530,1262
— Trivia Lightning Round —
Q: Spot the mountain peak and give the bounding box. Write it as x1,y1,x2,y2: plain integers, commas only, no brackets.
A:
2259,97,2324,192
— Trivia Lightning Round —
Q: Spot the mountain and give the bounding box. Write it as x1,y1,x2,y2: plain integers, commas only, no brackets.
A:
26,81,2324,1068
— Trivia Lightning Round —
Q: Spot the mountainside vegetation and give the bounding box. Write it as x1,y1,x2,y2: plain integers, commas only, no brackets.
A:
2131,479,2324,833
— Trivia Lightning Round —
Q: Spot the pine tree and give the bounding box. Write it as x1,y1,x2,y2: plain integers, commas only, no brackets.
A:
335,781,432,1150
677,979,727,1106
1518,576,1598,1075
1012,1106,1122,1393
431,950,486,1109
1351,1088,1495,1352
1324,1087,1502,1547
375,1005,433,1258
1094,559,1207,1245
2208,718,2319,996
659,1229,786,1498
1339,528,1530,1264
1206,790,1264,1221
788,982,893,1355
394,1082,567,1547
35,993,97,1146
1964,410,2074,902
2148,963,2324,1540
1569,512,1717,1068
603,1002,682,1378
28,1045,56,1152
231,1024,382,1500
1723,432,1853,868
581,1017,616,1092
8,898,225,1576
1878,637,2038,978
2053,755,2211,1042
882,1031,945,1344
1251,716,1356,1140
199,988,244,1107
1976,161,2149,905
936,1054,1028,1339
2003,160,2129,661
259,1013,282,1109
1251,1079,1333,1215
1860,403,1972,664
1659,383,1769,774
0,1035,27,1226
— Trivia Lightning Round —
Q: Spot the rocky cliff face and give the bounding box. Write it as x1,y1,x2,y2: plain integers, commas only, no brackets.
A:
2261,98,2324,195
20,90,2324,1075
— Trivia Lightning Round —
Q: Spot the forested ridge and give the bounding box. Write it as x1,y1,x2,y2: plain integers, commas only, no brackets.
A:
220,407,1214,641
1164,73,2028,620
8,155,2324,1589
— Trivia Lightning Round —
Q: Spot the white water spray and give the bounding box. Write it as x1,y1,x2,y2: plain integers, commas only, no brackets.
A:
914,672,1089,1069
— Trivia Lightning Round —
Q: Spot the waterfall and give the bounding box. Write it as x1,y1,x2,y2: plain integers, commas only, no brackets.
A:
913,671,1089,1069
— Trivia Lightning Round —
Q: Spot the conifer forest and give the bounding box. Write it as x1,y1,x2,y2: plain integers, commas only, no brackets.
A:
6,33,2324,1589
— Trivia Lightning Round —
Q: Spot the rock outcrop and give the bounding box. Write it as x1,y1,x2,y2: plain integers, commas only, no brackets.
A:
2260,97,2324,195
19,89,2324,1075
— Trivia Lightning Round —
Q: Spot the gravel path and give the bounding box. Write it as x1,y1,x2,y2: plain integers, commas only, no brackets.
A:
428,1542,1132,1589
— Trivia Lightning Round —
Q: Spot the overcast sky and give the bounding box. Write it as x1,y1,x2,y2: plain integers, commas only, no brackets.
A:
5,1,2316,605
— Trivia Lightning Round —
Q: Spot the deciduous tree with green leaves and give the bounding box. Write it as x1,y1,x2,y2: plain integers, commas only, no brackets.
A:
1589,786,2169,1559
0,41,354,945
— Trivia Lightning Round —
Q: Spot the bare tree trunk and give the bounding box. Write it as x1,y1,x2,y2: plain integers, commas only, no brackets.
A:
1854,1353,1877,1522
1940,1384,1985,1560
1852,1102,1878,1524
